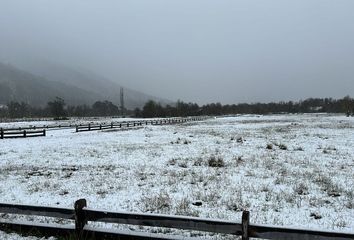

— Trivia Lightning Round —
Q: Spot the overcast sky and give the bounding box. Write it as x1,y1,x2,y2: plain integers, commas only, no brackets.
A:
1,0,354,104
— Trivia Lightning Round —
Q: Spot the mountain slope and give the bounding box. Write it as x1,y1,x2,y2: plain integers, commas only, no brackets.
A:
0,62,171,108
0,63,107,106
6,60,171,108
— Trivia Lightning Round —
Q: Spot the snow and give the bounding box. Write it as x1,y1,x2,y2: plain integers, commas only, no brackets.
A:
0,232,55,240
0,114,353,239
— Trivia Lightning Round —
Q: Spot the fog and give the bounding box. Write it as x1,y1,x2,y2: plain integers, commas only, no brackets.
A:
1,0,354,104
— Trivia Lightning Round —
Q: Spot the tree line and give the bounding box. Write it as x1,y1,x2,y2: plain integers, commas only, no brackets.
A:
0,97,129,119
0,96,353,119
135,96,354,118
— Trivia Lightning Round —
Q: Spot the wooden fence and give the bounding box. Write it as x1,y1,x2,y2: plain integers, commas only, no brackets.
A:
75,117,207,132
0,199,353,240
0,129,46,139
0,117,208,134
2,124,77,132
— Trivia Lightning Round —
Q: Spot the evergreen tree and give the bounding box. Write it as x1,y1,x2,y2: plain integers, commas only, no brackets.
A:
47,97,67,119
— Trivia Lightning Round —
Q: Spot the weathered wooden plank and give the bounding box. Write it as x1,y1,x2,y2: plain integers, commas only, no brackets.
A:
2,131,25,135
2,133,45,138
75,128,92,132
0,220,75,238
2,135,32,139
101,125,115,130
84,208,243,235
25,130,45,134
249,224,354,240
0,203,75,220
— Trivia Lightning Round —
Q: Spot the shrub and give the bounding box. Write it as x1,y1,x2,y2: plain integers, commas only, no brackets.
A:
141,192,172,213
193,157,203,166
234,156,243,165
279,144,288,150
310,212,322,219
178,162,188,168
294,182,309,195
224,191,250,212
208,155,225,167
175,198,199,217
345,191,354,209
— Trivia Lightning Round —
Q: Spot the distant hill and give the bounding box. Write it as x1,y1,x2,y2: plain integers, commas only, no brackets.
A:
0,62,171,108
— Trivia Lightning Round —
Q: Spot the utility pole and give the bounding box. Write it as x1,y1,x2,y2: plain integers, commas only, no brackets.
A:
120,87,125,117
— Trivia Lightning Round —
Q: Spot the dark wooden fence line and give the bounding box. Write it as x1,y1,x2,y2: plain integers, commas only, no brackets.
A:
2,124,78,131
75,117,208,133
1,200,353,240
0,128,45,139
0,117,208,134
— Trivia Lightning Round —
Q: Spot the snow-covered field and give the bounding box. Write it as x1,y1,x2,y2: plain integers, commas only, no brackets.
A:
0,114,353,239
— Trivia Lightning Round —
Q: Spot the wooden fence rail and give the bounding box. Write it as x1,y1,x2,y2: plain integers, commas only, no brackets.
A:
2,124,79,131
0,117,208,134
0,129,45,139
75,117,208,133
0,200,353,240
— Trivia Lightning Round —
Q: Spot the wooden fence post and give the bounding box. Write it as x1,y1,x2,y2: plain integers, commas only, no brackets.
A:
23,130,27,138
99,124,102,130
88,124,91,131
75,199,87,239
43,129,46,137
242,211,249,240
111,122,113,128
0,128,3,139
76,126,78,132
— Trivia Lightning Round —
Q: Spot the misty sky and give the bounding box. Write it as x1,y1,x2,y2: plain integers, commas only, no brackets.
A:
1,0,354,104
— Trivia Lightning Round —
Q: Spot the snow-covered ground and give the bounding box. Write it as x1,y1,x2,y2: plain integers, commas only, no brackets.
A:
0,114,353,239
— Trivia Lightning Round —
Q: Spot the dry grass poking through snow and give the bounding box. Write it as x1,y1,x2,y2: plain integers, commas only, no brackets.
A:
0,114,354,239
